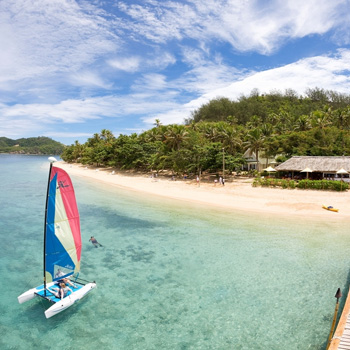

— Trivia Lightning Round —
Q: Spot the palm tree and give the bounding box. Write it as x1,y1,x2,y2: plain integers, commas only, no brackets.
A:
244,128,265,171
246,115,262,129
334,108,350,130
87,133,101,147
341,108,350,130
310,110,331,129
294,115,312,131
100,129,114,141
260,123,274,137
154,119,162,127
141,128,161,143
72,140,84,161
221,126,242,154
203,123,220,142
226,115,238,125
164,125,189,151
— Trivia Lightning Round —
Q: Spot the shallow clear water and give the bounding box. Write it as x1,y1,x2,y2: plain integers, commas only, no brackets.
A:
1,154,349,349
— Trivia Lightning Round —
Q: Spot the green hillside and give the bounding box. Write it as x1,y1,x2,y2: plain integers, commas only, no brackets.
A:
186,88,350,125
0,136,65,155
60,88,350,176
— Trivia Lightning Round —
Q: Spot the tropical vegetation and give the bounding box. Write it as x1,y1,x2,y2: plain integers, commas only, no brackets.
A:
61,88,350,177
253,177,349,191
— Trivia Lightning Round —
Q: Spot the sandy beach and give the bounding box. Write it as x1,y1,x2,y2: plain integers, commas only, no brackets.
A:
56,161,350,222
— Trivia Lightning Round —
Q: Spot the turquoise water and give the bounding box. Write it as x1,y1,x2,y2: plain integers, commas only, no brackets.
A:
1,154,350,349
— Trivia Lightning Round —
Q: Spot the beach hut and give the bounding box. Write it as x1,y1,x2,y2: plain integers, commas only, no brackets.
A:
242,149,279,172
275,156,350,180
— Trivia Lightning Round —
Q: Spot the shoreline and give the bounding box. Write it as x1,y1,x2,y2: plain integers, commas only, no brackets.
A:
56,161,350,222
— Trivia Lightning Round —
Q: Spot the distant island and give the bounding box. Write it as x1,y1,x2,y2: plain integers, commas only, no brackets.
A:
0,136,65,155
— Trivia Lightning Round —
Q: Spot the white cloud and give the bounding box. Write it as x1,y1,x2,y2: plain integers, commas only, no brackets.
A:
69,71,112,89
107,56,140,72
1,0,349,143
0,114,41,139
108,51,176,73
144,103,196,126
1,99,103,125
209,49,350,99
142,49,350,126
132,73,168,91
146,51,176,70
118,0,350,54
196,0,350,54
0,0,117,87
173,47,242,94
43,131,93,138
2,49,350,139
0,91,180,137
117,1,194,43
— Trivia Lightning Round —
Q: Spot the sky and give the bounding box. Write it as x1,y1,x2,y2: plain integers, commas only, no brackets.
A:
1,0,350,145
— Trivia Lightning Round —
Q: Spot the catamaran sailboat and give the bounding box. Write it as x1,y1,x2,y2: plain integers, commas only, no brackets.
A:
18,157,96,318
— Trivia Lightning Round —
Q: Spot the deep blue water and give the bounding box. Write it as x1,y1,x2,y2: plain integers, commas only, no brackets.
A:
1,154,349,350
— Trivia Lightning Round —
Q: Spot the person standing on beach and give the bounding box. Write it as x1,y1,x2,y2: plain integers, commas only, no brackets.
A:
89,236,103,248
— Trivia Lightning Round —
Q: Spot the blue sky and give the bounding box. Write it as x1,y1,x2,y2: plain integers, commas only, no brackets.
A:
1,0,350,145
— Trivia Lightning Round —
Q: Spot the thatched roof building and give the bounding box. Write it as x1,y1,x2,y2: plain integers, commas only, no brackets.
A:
275,156,350,173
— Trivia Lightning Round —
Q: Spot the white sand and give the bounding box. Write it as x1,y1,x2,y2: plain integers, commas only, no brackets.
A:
56,161,350,222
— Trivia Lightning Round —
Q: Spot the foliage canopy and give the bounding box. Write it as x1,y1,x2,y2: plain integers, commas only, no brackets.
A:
58,88,350,176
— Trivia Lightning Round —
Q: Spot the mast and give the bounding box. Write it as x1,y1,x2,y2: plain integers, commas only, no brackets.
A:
43,157,56,295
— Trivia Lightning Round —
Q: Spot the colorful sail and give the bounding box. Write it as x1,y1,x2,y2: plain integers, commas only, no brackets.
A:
45,166,81,283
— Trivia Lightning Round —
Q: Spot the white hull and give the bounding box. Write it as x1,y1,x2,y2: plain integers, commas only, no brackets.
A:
45,283,96,318
18,282,96,318
18,282,56,304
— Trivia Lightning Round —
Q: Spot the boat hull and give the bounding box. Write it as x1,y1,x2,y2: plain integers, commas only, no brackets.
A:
45,283,96,318
18,282,56,304
18,281,96,318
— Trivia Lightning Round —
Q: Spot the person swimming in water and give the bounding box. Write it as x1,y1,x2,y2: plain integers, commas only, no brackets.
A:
89,236,103,248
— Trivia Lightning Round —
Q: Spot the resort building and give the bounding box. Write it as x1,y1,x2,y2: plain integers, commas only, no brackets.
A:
275,156,350,181
242,149,278,172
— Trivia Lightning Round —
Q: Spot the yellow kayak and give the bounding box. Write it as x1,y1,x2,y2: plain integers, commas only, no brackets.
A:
322,205,339,212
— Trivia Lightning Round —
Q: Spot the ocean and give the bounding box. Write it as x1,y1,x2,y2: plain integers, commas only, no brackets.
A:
1,154,349,350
